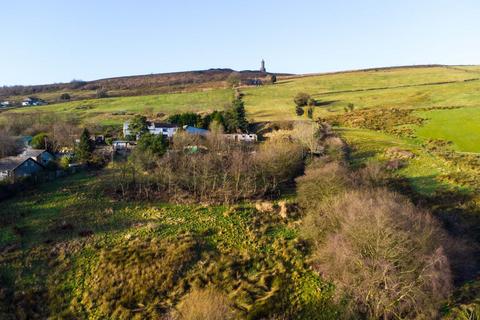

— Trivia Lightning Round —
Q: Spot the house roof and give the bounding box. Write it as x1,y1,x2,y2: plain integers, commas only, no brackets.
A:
147,121,178,128
22,149,52,158
184,125,210,136
0,157,42,171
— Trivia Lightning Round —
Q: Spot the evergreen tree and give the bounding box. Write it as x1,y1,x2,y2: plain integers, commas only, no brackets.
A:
76,128,94,162
136,133,168,156
224,98,248,133
128,115,148,138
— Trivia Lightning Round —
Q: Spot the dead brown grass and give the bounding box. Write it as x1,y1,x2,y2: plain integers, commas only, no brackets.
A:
173,287,236,320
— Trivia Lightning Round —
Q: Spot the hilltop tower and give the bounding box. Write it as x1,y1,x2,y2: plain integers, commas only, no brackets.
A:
260,59,266,73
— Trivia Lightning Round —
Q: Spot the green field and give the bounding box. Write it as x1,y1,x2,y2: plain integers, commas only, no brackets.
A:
243,66,480,121
414,107,480,153
4,66,480,154
9,88,234,125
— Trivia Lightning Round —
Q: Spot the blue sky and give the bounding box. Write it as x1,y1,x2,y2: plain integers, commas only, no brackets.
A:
1,0,479,85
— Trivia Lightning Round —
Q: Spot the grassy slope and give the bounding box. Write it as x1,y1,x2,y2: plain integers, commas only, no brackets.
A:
9,88,234,125
243,66,480,121
0,172,333,318
2,65,480,317
414,107,480,152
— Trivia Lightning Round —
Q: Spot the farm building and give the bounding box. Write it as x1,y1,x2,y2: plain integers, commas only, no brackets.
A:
123,121,178,138
0,157,44,181
224,133,258,142
183,125,210,137
21,149,55,166
22,97,46,106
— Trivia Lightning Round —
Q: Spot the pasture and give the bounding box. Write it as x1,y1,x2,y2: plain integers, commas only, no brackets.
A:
8,88,234,126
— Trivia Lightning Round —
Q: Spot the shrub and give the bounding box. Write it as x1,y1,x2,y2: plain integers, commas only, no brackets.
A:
58,156,71,170
31,132,50,149
96,89,109,98
137,133,168,156
294,92,310,107
295,105,304,116
0,131,21,157
110,135,304,203
174,288,236,320
59,93,71,101
291,122,322,155
270,74,277,84
226,72,240,87
306,107,313,119
313,189,453,319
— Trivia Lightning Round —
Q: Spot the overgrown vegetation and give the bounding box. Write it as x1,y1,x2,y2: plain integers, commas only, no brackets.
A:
111,132,304,203
1,65,480,319
296,157,458,319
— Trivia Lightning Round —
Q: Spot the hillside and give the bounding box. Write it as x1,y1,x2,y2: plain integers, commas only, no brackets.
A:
1,64,480,319
0,68,285,104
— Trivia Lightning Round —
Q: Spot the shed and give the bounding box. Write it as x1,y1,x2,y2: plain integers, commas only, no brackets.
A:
0,157,44,181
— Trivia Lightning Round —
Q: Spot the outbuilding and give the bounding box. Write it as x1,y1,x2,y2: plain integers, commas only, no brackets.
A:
0,157,44,181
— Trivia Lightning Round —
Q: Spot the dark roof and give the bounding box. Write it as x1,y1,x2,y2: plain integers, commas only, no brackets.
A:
147,121,178,128
0,157,41,171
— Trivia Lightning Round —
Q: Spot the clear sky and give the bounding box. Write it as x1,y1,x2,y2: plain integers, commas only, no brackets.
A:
1,0,479,85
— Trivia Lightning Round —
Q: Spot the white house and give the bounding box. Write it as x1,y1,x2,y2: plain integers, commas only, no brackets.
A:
22,97,46,106
123,121,178,138
224,133,258,142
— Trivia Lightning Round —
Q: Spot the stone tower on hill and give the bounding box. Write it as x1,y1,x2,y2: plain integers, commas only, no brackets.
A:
260,59,266,73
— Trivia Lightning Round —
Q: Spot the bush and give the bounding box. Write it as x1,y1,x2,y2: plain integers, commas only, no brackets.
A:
137,133,168,156
295,105,304,116
226,72,240,87
59,93,71,101
0,131,21,157
31,132,50,149
174,288,236,320
270,74,277,84
96,89,109,98
110,135,304,203
310,188,453,319
294,92,311,107
306,107,313,119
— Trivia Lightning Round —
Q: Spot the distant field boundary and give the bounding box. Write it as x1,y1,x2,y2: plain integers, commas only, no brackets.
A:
311,78,480,97
279,64,480,81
